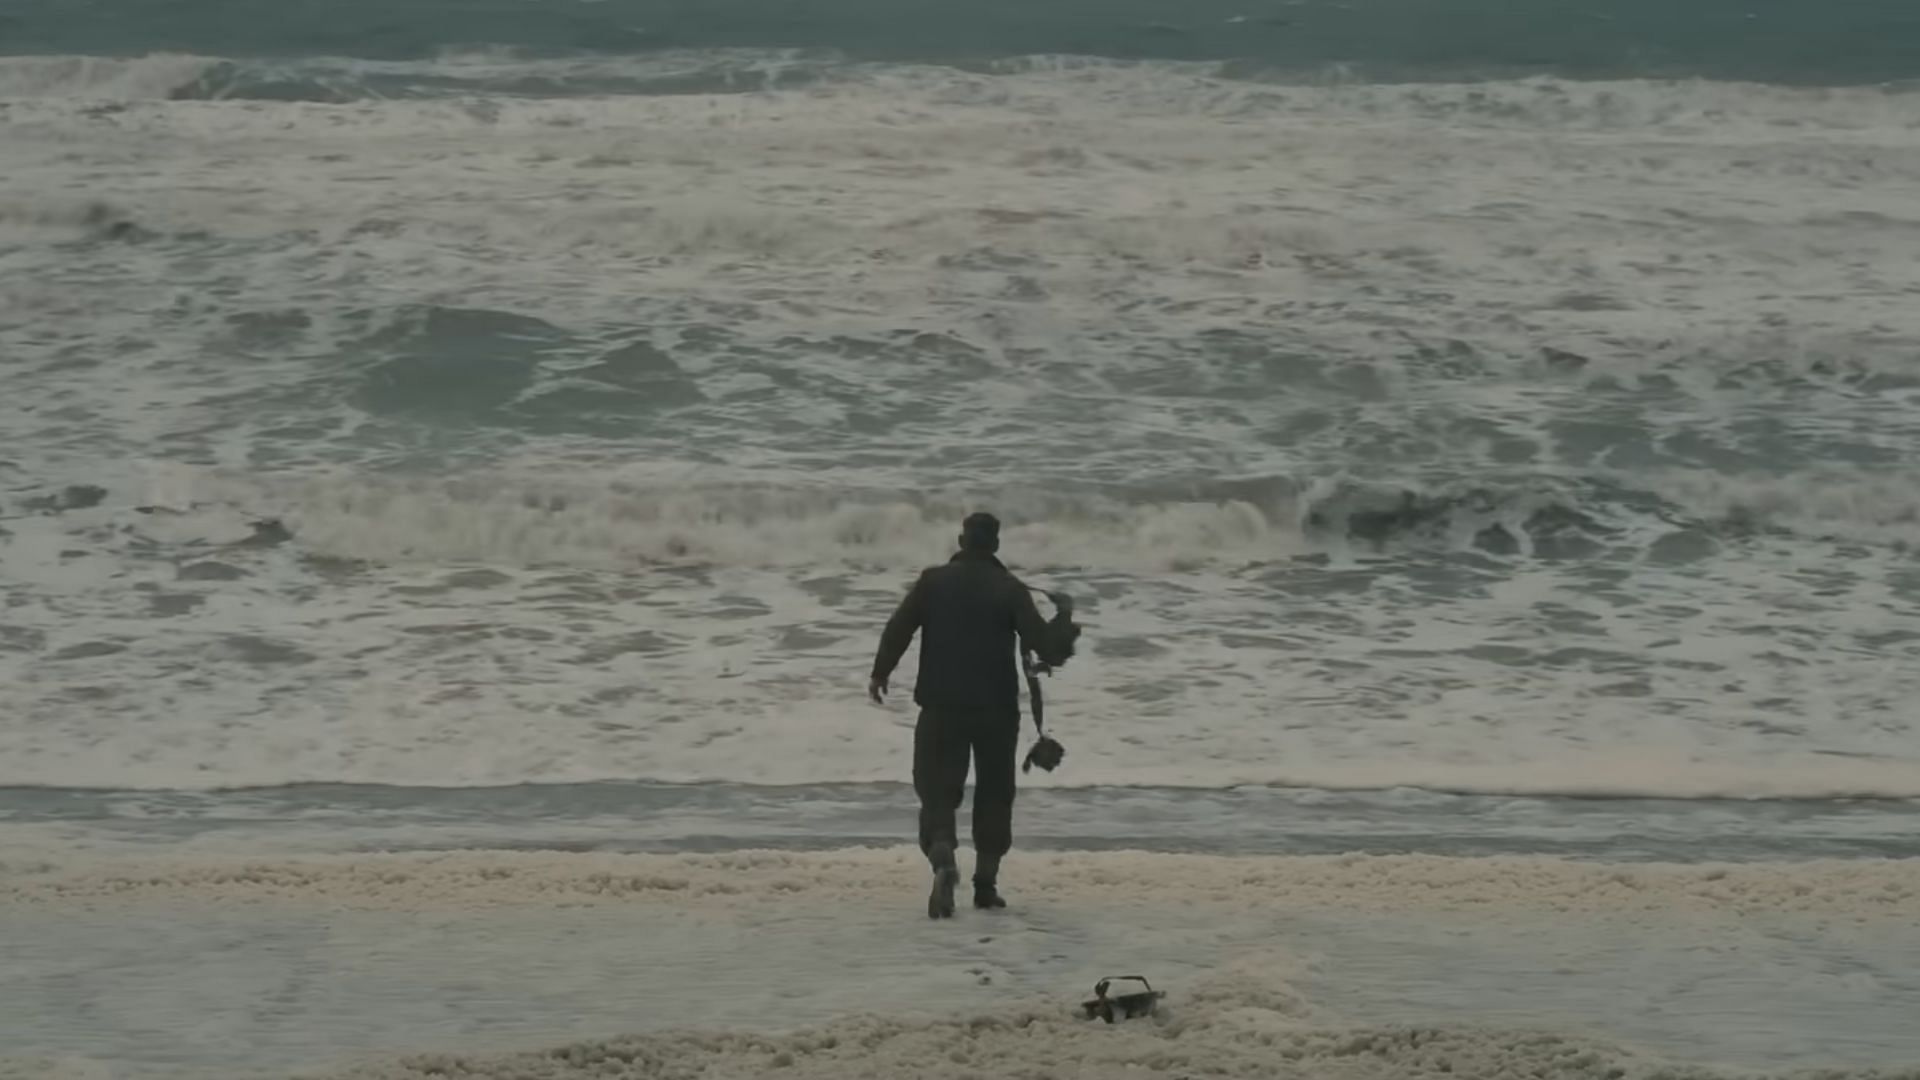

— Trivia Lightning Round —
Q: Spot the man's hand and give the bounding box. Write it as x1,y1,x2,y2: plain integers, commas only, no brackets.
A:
868,675,888,705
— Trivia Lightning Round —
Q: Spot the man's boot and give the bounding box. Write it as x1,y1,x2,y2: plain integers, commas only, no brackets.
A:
928,841,960,920
973,853,1007,910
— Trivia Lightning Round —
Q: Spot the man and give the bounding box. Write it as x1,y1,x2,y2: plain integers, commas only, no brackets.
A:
869,512,1077,919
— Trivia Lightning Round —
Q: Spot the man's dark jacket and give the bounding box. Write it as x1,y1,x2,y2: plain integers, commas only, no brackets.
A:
872,550,1073,714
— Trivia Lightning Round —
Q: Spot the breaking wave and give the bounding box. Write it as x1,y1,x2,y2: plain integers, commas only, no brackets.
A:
0,50,860,103
0,53,217,100
66,464,1910,578
4,50,1918,125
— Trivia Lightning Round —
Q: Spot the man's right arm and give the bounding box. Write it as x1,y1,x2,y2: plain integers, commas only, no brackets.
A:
872,570,930,683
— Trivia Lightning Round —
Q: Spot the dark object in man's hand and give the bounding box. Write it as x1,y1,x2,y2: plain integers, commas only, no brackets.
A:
1022,734,1065,774
1029,589,1079,674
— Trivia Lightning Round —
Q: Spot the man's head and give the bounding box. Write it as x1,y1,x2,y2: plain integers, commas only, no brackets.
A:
959,511,1001,554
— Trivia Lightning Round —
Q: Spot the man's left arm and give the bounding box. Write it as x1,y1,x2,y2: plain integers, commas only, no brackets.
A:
870,571,928,703
1012,580,1077,672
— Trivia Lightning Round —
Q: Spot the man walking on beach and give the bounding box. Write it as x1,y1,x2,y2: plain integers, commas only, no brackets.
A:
870,512,1077,919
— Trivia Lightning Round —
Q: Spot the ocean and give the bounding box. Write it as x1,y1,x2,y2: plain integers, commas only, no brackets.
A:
3,1,1920,1077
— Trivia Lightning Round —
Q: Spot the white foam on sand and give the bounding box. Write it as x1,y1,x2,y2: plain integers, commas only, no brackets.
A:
311,1004,1717,1080
4,850,1919,1079
0,964,1763,1080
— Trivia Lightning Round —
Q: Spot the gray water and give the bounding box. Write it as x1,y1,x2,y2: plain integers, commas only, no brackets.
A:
9,782,1920,862
5,20,1920,830
5,0,1920,85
